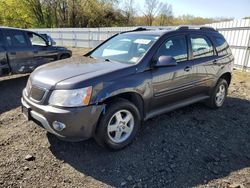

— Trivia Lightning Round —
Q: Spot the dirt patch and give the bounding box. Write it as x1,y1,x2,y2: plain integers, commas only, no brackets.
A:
0,50,250,188
68,47,91,56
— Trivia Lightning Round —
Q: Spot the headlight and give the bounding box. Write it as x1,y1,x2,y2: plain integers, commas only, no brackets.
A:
25,78,32,96
49,86,92,107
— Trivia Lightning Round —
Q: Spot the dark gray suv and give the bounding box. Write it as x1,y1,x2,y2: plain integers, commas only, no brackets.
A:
21,26,233,150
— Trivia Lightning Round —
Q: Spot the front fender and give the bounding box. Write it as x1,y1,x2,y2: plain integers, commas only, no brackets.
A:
91,71,152,105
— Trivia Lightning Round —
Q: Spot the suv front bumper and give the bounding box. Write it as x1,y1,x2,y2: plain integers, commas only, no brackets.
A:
21,91,104,141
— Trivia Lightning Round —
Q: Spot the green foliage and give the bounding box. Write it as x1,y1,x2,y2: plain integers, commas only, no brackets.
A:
0,0,235,28
0,0,33,28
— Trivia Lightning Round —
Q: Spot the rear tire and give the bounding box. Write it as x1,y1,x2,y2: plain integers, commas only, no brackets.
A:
206,78,228,109
95,98,141,150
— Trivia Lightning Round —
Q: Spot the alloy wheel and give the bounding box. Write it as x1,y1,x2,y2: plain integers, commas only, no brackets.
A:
107,110,134,143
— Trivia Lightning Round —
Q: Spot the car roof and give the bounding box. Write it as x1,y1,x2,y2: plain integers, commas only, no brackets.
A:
121,26,218,37
0,26,34,33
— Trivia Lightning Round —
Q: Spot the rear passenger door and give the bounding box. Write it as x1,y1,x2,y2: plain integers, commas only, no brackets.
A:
188,34,216,95
3,29,34,73
207,35,233,83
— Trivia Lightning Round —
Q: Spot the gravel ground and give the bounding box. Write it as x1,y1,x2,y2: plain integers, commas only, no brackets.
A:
0,48,250,188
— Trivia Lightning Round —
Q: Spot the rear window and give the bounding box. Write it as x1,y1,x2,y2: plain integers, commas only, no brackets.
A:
212,35,231,56
4,30,29,47
190,35,214,59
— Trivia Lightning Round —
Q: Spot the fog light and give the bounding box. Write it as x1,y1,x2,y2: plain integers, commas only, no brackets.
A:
52,121,66,131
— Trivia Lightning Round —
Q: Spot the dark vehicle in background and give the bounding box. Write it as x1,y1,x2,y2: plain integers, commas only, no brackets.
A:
21,26,233,150
0,27,72,76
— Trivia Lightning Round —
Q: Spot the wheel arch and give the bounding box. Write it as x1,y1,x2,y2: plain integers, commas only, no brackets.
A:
59,53,71,59
219,72,232,86
93,91,144,138
101,92,145,119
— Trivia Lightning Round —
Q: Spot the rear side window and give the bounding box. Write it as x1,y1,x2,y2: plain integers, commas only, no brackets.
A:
212,35,231,56
4,30,29,47
191,35,214,59
156,35,188,63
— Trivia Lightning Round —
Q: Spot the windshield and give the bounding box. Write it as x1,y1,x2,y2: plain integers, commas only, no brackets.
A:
90,34,159,64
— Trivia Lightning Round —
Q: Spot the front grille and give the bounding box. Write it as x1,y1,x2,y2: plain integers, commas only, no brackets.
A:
30,86,46,102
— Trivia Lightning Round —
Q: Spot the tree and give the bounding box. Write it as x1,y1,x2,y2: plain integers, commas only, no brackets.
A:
142,0,163,26
157,3,173,26
0,0,33,28
0,0,233,28
24,0,46,27
121,0,136,25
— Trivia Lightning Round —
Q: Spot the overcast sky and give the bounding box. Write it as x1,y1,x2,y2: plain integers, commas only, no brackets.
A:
138,0,250,19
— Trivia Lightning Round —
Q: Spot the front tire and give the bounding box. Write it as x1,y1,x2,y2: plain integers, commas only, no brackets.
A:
206,78,228,108
95,99,141,150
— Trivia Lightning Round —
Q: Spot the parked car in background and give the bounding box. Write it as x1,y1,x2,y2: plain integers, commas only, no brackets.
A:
0,27,72,76
22,26,233,150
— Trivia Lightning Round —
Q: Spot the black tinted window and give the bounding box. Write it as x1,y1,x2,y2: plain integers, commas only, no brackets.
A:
4,30,28,47
157,35,188,63
213,36,231,56
191,35,214,59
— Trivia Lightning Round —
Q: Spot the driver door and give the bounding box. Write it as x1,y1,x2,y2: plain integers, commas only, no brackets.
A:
27,32,56,67
150,34,196,111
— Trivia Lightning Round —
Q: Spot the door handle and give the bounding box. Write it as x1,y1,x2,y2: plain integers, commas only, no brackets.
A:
33,51,38,54
184,66,191,72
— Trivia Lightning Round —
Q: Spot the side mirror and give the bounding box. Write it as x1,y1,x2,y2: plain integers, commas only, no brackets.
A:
50,39,56,46
47,37,56,46
52,41,56,45
42,34,56,46
155,55,177,67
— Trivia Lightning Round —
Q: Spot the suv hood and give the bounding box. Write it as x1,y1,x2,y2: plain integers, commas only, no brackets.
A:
30,56,131,89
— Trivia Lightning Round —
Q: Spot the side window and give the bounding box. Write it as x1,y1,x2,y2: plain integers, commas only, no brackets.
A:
28,33,47,46
4,30,29,47
191,35,214,59
156,35,188,63
212,36,231,56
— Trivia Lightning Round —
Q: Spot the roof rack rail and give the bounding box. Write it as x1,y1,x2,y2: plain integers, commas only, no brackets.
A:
120,25,217,34
199,26,217,31
120,27,147,34
176,25,217,32
120,26,175,34
176,26,189,30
